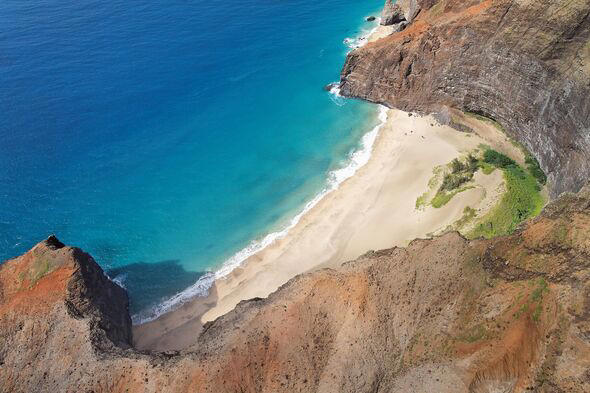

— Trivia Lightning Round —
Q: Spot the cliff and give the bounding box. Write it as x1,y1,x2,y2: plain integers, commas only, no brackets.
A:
2,1,590,391
1,185,589,392
342,0,590,198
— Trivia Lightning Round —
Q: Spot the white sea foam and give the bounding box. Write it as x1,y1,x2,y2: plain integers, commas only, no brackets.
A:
131,104,389,325
111,273,128,289
328,84,346,106
343,18,380,50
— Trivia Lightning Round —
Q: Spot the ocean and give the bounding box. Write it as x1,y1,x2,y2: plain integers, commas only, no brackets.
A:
0,0,383,321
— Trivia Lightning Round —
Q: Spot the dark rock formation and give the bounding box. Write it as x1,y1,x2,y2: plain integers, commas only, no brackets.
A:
1,186,590,392
323,82,338,91
366,16,376,22
343,0,590,198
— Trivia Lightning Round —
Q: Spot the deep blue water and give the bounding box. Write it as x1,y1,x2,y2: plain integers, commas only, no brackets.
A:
0,0,381,319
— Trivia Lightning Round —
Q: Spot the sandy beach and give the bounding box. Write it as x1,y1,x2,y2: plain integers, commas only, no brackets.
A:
133,107,522,351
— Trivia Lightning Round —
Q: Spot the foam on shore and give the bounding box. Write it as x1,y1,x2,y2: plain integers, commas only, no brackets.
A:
132,105,388,324
343,17,380,50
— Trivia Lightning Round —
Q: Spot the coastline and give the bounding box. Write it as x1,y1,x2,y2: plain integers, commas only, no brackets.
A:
133,106,515,351
130,18,385,326
132,20,528,351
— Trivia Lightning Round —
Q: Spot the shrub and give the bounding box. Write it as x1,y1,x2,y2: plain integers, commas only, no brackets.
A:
467,154,479,172
483,149,516,168
525,155,547,185
451,158,466,174
440,172,473,192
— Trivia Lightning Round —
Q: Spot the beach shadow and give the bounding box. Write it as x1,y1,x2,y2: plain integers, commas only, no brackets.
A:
107,260,205,315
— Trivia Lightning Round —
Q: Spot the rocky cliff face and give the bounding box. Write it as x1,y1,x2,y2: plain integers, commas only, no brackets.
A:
381,0,434,26
1,186,589,392
342,0,590,198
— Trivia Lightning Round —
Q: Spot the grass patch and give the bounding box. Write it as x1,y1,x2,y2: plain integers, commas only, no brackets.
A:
468,111,547,186
480,162,496,175
454,206,477,230
30,258,51,286
468,149,544,239
531,278,548,301
415,166,444,210
432,186,474,208
440,172,473,192
416,194,427,209
514,278,549,322
515,303,530,319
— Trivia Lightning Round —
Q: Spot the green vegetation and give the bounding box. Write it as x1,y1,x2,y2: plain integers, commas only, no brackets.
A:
30,258,51,285
415,166,444,210
453,206,477,230
482,149,516,168
431,154,480,209
513,278,549,322
469,111,547,186
440,172,473,192
468,149,545,239
416,129,546,233
415,194,427,209
525,154,547,185
480,162,496,175
531,278,548,301
432,186,474,208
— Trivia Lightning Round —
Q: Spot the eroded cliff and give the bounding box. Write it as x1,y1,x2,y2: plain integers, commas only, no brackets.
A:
2,1,590,391
1,186,589,392
342,0,590,197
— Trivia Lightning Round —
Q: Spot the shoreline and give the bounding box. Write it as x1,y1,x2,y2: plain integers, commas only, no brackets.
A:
131,21,387,326
133,107,517,351
130,105,388,325
132,21,530,351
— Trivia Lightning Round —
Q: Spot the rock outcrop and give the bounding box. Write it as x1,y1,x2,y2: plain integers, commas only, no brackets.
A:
381,0,430,26
343,0,590,198
380,0,405,26
2,1,590,391
1,186,590,392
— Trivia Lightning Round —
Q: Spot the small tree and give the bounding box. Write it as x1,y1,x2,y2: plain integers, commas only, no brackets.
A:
451,158,465,174
467,154,479,172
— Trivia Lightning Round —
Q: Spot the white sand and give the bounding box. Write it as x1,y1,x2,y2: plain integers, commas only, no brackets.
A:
134,109,510,351
201,110,504,322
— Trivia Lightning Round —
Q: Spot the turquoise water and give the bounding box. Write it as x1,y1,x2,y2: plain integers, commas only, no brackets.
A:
0,0,382,320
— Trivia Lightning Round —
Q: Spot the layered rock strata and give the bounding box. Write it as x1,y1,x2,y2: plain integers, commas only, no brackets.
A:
1,186,589,392
344,0,590,197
